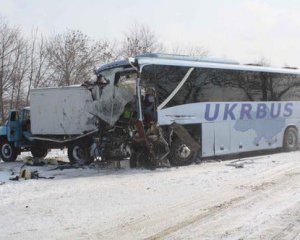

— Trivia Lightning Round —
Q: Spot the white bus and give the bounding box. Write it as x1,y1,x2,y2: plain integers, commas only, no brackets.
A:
95,53,300,167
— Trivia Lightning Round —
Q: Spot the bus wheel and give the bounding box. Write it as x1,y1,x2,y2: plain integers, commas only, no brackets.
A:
0,141,18,162
170,138,196,166
283,127,298,152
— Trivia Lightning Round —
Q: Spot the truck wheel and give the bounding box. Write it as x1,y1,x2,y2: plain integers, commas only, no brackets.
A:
68,141,94,165
283,127,298,152
31,146,48,158
0,141,18,162
169,138,196,166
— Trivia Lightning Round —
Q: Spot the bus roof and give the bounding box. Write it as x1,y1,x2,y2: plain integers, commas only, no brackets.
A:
96,53,300,75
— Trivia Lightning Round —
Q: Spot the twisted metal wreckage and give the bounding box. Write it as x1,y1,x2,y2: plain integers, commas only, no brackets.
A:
71,58,201,168
26,55,201,169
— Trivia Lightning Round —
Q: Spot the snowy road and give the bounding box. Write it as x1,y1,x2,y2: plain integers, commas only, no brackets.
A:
0,151,299,240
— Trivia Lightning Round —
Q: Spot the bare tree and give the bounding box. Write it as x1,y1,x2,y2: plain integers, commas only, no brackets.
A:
170,44,209,57
25,29,52,104
47,30,115,86
95,39,118,64
120,23,164,58
0,16,213,122
0,18,28,122
251,57,270,67
10,41,29,110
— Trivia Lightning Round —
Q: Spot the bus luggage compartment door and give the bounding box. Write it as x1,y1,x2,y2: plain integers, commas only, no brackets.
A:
202,122,231,157
214,122,231,155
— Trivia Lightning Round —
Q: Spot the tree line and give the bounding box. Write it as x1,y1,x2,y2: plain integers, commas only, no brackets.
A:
0,18,209,123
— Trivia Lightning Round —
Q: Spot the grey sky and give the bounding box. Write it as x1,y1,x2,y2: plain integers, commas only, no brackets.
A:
1,0,299,67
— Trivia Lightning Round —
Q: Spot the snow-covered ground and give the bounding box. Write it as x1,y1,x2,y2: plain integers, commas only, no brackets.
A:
0,150,299,240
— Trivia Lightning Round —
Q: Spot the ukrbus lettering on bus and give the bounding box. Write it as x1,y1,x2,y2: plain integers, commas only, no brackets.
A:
204,103,293,121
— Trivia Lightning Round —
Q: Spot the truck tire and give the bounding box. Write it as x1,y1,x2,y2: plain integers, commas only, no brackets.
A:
68,140,94,165
31,146,48,158
283,127,298,152
169,138,197,166
0,141,18,162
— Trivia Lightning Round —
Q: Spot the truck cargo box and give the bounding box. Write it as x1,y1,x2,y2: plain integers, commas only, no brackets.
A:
30,85,97,135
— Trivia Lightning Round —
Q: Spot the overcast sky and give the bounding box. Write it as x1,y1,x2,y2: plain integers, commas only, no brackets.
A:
1,0,300,67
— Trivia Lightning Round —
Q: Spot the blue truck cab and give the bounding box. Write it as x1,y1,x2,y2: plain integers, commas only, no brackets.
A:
0,107,33,162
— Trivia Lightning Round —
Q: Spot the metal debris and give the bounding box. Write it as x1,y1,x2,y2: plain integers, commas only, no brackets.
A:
9,169,55,181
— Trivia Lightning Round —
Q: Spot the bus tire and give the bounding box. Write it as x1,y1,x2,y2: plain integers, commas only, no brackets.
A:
283,127,298,152
170,138,196,166
0,141,18,162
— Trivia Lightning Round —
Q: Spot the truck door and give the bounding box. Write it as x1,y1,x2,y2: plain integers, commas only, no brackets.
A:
7,111,21,142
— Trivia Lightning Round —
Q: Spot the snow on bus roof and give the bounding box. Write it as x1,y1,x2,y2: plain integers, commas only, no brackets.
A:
137,53,240,65
97,53,300,75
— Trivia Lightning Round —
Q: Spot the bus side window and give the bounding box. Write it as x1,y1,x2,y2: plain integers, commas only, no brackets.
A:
266,73,300,101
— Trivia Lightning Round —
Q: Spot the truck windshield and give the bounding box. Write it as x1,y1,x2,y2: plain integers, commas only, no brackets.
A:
89,67,137,126
114,71,137,95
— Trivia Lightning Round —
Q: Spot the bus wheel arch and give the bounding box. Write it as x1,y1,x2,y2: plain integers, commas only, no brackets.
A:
283,126,298,152
168,123,201,166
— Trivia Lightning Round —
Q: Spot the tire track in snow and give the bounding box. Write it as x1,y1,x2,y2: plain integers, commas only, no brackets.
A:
96,165,300,240
147,167,300,240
